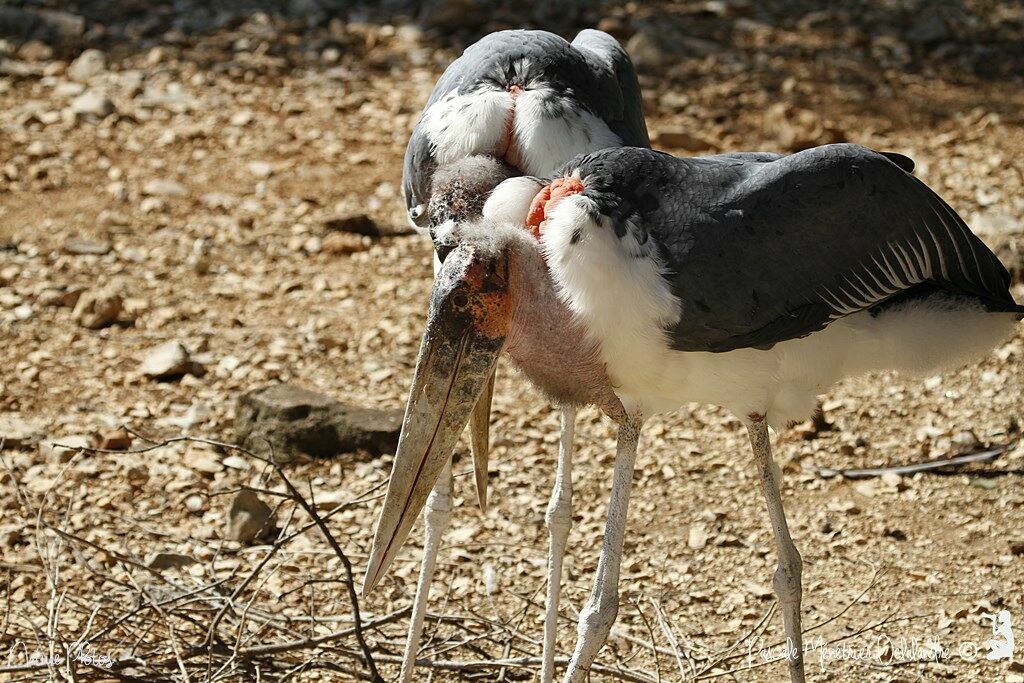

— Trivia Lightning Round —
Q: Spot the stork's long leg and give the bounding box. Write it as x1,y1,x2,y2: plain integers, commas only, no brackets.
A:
563,416,643,683
541,405,576,683
398,459,453,683
746,418,805,683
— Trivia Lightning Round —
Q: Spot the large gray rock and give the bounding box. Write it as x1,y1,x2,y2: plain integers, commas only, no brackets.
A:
235,384,402,461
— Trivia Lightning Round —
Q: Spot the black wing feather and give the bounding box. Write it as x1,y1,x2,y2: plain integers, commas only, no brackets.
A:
569,145,1021,352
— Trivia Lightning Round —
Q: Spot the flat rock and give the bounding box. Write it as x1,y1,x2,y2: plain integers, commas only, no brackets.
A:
226,490,276,544
235,383,402,461
64,236,111,255
140,340,204,380
142,178,188,197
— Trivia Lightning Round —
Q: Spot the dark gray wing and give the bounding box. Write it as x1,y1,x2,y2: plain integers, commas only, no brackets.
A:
403,29,650,228
570,29,650,149
571,144,1021,352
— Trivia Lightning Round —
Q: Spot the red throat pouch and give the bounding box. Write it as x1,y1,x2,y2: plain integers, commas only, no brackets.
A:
525,177,585,238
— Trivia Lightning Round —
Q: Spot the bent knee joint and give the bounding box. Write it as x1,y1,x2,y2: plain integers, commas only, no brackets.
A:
578,598,618,637
546,504,572,532
773,558,803,603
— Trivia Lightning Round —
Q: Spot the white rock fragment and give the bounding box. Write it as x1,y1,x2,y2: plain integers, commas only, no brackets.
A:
142,178,188,197
70,89,114,117
247,160,273,178
67,49,106,82
140,341,203,379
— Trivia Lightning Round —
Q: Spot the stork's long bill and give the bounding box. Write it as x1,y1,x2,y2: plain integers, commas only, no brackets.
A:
363,245,511,594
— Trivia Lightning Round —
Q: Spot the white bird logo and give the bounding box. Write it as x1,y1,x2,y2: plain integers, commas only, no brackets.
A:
983,610,1014,661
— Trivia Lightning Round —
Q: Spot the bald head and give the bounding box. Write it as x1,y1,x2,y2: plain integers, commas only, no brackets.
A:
428,156,520,229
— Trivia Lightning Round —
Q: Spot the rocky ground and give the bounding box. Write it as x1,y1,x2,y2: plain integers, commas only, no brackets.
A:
2,1,1024,681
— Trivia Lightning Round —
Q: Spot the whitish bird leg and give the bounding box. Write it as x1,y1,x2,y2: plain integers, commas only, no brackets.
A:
540,405,577,683
563,416,643,683
399,459,453,683
746,417,805,683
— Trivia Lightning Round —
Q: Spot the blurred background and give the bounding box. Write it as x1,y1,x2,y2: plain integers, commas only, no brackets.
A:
1,1,1023,681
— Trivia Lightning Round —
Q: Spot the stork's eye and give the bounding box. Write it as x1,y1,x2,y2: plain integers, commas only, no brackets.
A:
452,292,470,309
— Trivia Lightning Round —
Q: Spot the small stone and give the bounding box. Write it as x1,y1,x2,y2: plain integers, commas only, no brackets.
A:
222,454,248,470
146,552,198,570
183,445,223,475
140,341,203,380
40,434,91,463
139,197,167,213
247,160,273,178
188,238,211,274
96,427,132,451
70,89,114,117
50,286,85,308
26,140,56,158
184,494,205,513
142,178,188,197
13,304,32,320
854,481,876,497
235,383,402,461
71,289,122,329
322,232,369,255
880,471,902,488
226,490,277,544
230,109,254,126
688,524,709,549
125,465,148,488
67,49,106,82
17,40,53,62
743,580,773,599
64,236,111,255
951,430,980,453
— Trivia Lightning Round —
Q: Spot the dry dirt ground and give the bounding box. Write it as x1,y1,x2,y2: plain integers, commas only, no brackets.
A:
2,2,1024,681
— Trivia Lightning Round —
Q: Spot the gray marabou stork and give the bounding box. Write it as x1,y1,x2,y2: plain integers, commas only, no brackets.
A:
367,143,1023,682
372,28,648,683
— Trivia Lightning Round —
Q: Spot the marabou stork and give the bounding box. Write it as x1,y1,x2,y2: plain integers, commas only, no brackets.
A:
377,28,648,683
367,143,1023,682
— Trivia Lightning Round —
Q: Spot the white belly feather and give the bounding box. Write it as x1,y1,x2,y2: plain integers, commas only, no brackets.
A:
420,83,621,179
541,194,1018,426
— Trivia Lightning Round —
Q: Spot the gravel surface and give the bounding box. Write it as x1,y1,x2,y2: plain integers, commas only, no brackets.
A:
2,2,1023,681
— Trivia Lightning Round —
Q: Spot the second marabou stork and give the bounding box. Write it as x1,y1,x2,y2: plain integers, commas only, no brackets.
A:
378,28,648,683
367,144,1024,682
